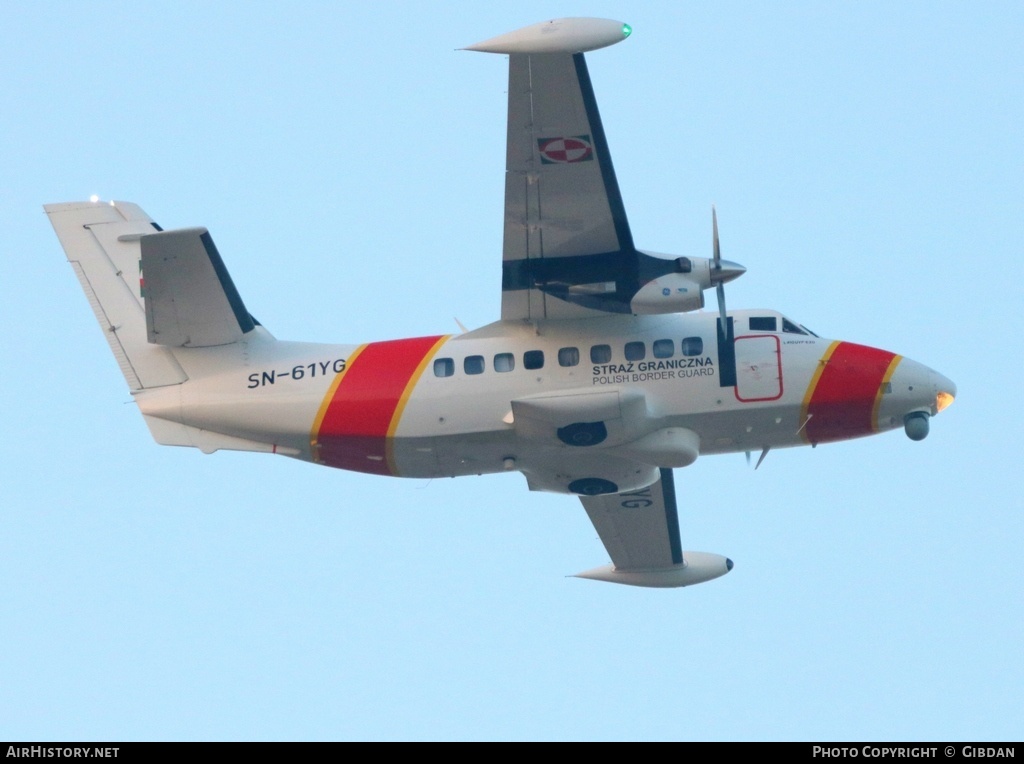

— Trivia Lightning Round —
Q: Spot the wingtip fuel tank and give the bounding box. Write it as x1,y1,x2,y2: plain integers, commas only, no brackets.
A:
575,552,734,588
463,17,631,55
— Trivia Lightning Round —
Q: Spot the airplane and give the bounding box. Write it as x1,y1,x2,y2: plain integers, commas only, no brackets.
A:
45,18,956,589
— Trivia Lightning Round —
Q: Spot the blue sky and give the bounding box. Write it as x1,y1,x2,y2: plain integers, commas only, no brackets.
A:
1,1,1021,741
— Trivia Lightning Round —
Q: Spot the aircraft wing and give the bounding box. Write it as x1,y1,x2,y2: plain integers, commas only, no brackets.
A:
464,19,709,320
577,469,733,588
500,52,637,321
497,56,698,320
581,468,683,570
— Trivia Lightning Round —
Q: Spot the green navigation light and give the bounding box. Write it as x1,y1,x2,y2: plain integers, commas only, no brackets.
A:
622,23,632,39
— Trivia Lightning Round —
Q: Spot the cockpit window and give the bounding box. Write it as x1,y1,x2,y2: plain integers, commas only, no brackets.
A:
782,318,806,335
749,316,777,332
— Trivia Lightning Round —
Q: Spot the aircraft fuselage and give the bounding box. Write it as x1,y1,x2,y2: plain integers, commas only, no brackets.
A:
135,308,954,495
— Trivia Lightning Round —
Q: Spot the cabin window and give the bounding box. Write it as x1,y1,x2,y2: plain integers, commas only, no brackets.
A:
749,316,777,332
782,318,806,335
590,344,612,363
624,341,646,361
464,355,484,375
653,339,674,358
524,350,544,370
433,358,454,378
494,353,515,372
682,337,703,356
558,347,579,367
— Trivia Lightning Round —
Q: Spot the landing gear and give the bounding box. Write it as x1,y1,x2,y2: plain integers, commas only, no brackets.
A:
568,478,619,496
557,421,608,447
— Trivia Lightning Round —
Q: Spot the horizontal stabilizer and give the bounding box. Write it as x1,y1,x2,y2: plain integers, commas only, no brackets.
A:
141,228,255,347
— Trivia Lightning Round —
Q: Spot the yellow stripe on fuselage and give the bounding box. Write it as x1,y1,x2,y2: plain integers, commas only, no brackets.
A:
309,343,368,462
386,335,450,438
799,340,840,443
384,335,451,474
871,354,903,432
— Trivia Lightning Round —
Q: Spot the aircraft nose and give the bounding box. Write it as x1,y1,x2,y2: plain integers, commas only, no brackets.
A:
889,358,956,416
883,358,956,440
933,371,956,415
866,356,953,442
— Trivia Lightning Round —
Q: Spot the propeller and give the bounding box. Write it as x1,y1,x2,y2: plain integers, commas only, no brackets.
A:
709,205,746,331
711,207,751,470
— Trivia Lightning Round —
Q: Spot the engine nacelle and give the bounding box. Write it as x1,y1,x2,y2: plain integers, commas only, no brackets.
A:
620,427,700,468
630,273,705,314
629,250,745,315
520,458,659,495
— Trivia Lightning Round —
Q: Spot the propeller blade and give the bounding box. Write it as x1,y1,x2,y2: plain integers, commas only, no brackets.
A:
713,206,727,327
712,204,721,267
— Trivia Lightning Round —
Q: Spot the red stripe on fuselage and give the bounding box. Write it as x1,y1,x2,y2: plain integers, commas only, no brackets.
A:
803,342,897,444
315,335,446,475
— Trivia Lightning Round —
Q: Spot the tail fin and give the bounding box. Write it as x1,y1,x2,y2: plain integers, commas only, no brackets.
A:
46,200,265,393
45,201,187,391
47,200,279,454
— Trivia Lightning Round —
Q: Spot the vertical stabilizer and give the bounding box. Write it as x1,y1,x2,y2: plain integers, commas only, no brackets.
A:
45,201,187,391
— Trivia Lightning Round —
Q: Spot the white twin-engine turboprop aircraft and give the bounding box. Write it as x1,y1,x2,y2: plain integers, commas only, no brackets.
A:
47,18,955,588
